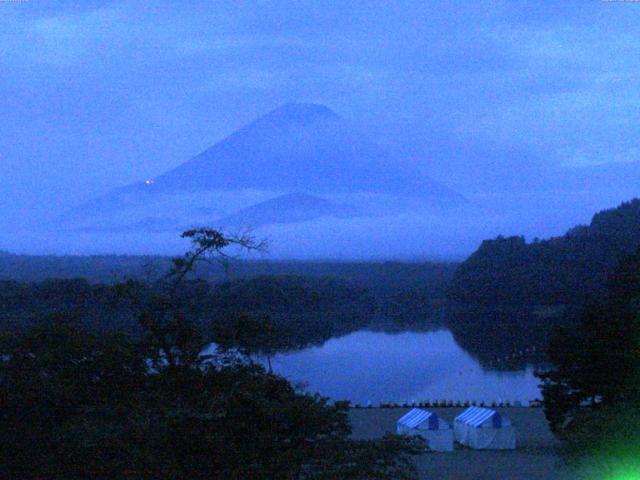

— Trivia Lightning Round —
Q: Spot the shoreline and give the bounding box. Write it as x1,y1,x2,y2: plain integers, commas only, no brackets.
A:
349,407,570,479
350,402,543,409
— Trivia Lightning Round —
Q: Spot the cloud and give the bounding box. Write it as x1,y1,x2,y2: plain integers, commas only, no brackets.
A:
14,6,123,66
1,0,640,228
561,146,640,168
175,34,311,57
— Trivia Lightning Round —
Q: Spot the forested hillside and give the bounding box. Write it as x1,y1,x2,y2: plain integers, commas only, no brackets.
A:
446,199,640,369
448,199,640,306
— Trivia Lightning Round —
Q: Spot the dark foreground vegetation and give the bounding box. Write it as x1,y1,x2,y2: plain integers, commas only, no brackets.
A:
537,247,640,476
0,229,424,479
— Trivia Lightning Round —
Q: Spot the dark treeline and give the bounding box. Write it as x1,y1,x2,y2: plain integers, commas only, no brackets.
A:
446,198,640,369
0,276,377,351
0,254,456,293
0,260,458,344
199,275,377,348
9,200,640,371
449,199,640,307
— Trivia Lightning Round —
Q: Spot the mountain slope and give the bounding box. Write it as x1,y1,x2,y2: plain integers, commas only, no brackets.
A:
217,193,360,228
62,102,465,232
145,102,463,200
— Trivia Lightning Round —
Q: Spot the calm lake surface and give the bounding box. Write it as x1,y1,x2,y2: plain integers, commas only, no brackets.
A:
232,329,542,405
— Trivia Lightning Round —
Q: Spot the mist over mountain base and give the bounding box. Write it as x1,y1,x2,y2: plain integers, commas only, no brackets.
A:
2,190,629,259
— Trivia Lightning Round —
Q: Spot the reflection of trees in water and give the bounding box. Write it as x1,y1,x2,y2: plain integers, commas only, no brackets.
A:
445,304,565,371
367,306,447,334
276,299,450,352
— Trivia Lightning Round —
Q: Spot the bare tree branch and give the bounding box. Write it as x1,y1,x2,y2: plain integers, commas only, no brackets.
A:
167,227,268,290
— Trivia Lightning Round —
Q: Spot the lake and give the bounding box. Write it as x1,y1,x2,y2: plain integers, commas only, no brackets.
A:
212,329,542,406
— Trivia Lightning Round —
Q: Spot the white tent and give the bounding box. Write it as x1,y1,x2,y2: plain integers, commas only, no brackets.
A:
396,408,454,452
454,407,516,450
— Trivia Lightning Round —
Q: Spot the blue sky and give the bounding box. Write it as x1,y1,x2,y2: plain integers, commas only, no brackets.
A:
1,0,639,227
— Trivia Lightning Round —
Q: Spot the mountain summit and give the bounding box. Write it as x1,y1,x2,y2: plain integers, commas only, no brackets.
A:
253,102,339,126
64,103,466,237
139,103,463,202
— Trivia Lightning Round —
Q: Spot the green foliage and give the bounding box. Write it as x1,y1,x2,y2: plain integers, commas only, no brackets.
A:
537,249,640,440
0,228,424,479
447,199,640,369
560,406,640,477
449,199,640,307
212,311,292,371
0,314,150,478
0,316,423,479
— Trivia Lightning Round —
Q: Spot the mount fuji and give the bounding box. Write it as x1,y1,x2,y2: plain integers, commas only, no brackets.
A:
58,103,467,255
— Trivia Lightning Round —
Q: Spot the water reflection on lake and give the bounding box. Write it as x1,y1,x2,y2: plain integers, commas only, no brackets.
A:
266,330,541,405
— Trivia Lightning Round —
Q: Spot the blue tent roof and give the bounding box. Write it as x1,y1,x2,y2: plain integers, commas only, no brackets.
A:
397,408,442,430
455,407,505,428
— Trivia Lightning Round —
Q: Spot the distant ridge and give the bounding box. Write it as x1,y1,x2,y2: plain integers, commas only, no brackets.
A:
217,193,360,228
